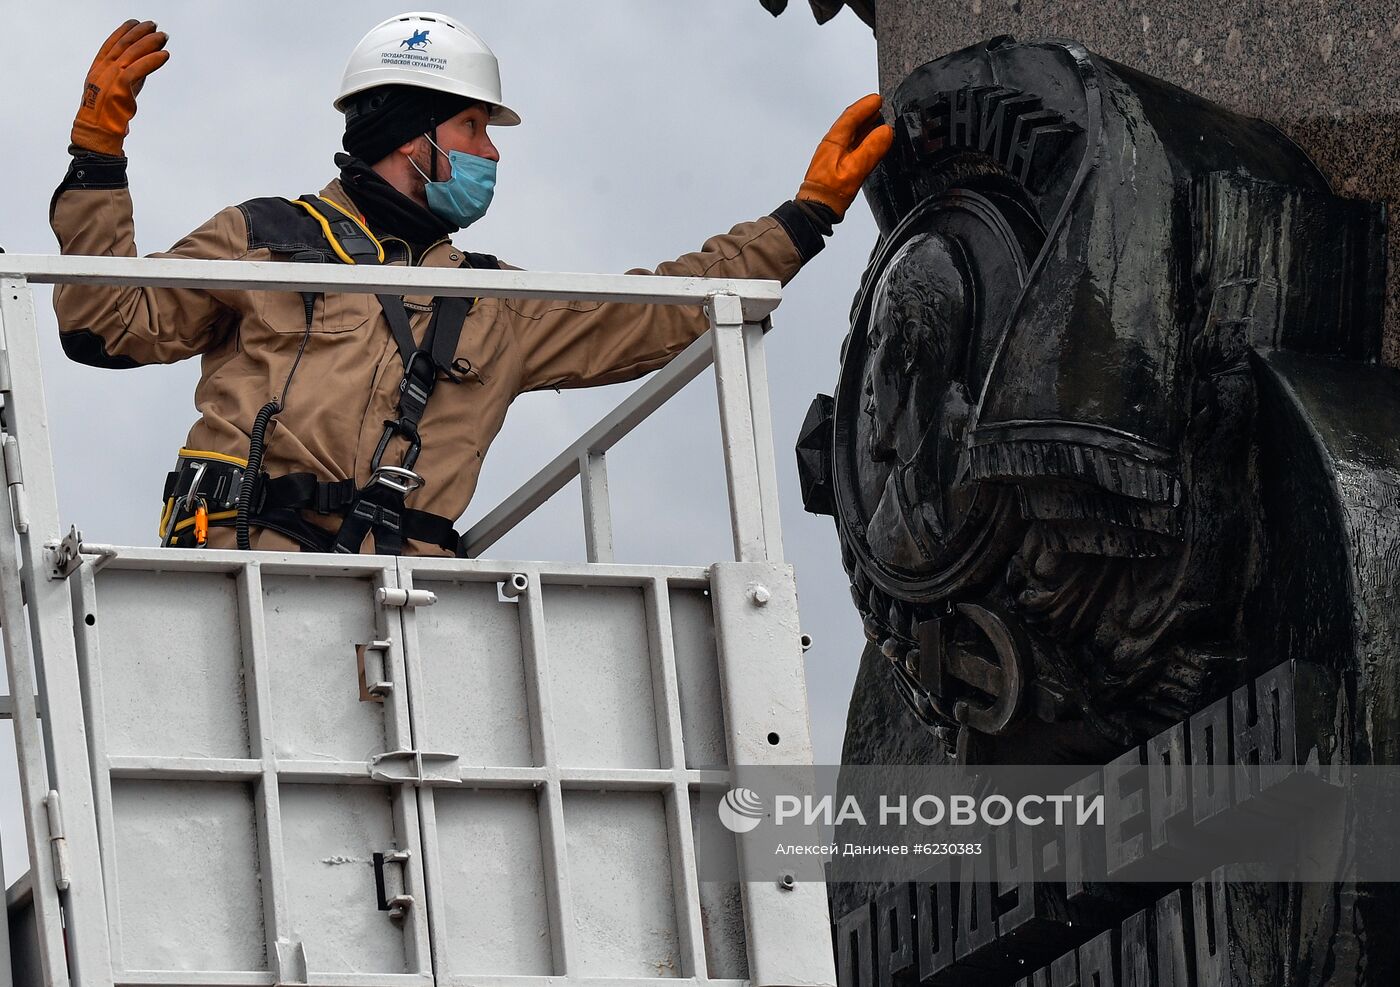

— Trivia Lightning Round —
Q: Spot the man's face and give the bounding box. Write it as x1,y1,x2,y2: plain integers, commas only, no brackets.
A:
413,103,499,181
864,281,915,462
862,298,907,464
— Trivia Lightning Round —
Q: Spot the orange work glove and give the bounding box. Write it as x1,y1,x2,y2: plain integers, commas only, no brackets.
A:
71,19,170,156
797,93,895,219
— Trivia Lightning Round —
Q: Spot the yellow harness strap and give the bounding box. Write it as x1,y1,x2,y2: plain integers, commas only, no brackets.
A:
291,196,386,265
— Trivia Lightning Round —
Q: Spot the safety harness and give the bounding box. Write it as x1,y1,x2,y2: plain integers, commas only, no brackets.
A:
160,194,493,556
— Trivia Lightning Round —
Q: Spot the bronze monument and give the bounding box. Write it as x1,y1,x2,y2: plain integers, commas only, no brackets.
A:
798,35,1399,986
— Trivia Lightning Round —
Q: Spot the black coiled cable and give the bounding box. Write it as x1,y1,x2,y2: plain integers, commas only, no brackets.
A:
236,400,280,550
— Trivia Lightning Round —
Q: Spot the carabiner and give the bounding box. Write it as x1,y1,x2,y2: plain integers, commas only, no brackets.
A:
371,419,423,474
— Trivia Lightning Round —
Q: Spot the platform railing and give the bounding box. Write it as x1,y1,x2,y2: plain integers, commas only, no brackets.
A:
0,253,786,565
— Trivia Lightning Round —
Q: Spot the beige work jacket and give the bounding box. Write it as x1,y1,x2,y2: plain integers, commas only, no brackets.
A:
50,170,804,553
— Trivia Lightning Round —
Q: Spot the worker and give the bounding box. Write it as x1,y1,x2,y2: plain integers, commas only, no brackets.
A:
52,13,893,556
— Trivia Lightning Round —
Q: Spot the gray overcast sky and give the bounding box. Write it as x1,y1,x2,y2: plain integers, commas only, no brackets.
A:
0,1,881,877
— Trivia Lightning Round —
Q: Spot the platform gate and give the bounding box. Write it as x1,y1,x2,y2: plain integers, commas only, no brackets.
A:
0,258,835,987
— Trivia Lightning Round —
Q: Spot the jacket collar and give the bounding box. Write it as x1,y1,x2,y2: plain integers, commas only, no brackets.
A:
329,153,455,263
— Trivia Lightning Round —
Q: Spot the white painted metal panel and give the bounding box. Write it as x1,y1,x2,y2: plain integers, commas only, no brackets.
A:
430,789,552,976
73,556,433,986
43,553,834,986
669,588,729,771
542,584,661,770
688,790,750,981
279,785,413,977
262,574,391,762
92,571,251,760
109,780,265,973
408,580,534,767
394,560,825,985
563,790,680,977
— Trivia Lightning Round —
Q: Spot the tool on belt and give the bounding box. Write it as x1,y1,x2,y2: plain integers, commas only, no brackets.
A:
159,194,493,555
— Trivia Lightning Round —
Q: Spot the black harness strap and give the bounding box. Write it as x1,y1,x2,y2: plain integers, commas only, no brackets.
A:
292,195,478,556
378,291,419,365
179,463,459,554
430,296,471,370
262,473,358,515
246,507,337,554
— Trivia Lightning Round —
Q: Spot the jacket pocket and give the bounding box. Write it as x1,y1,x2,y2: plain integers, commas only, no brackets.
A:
257,290,376,335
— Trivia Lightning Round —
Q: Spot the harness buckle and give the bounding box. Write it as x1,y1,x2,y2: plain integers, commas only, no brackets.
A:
400,349,439,389
370,465,424,496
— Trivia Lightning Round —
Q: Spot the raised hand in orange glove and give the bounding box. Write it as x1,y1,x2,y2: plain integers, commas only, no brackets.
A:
797,93,894,220
71,19,170,156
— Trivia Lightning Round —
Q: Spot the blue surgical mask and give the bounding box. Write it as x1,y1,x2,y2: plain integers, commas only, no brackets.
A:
411,136,496,229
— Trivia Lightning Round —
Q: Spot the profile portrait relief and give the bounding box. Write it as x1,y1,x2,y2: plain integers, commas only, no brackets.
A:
861,231,975,573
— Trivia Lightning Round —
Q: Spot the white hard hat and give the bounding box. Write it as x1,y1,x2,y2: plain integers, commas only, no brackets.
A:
335,11,521,126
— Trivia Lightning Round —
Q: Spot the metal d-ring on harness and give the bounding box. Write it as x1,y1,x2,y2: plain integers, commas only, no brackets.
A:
161,193,489,555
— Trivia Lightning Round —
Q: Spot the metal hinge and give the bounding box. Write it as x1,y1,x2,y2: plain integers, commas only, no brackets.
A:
372,849,413,920
2,433,27,533
44,790,71,891
369,749,460,786
376,587,436,608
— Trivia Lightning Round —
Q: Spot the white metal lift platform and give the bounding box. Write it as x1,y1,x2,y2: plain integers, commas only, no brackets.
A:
0,256,835,987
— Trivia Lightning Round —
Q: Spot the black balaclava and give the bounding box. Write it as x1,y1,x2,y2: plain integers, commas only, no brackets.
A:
341,84,471,169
